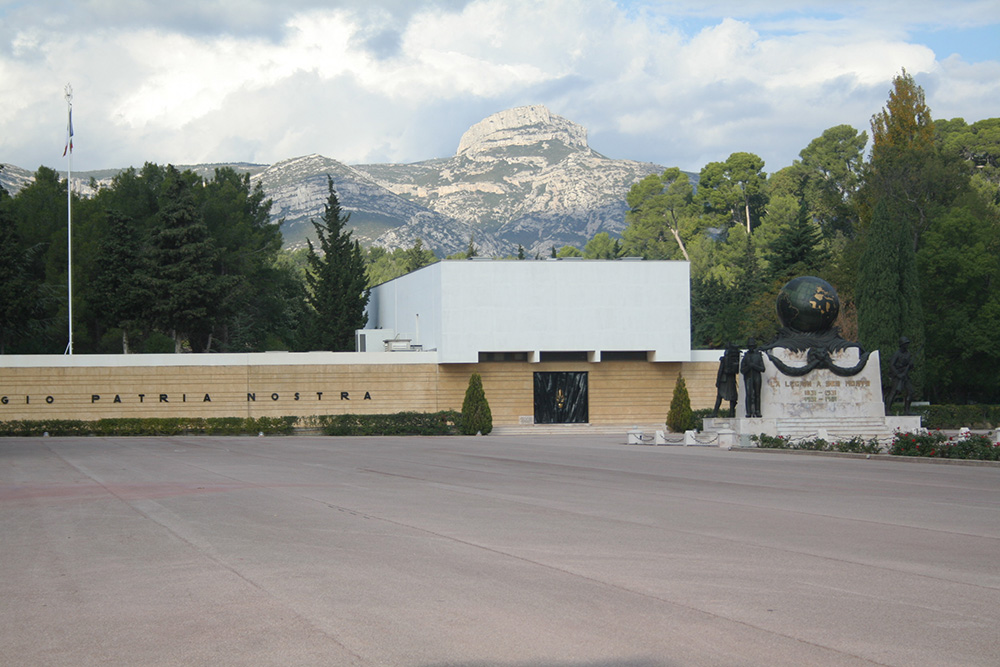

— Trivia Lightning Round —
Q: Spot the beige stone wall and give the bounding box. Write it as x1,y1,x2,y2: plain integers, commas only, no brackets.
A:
0,359,719,424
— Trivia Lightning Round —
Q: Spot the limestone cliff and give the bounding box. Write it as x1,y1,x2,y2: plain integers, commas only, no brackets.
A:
1,106,666,258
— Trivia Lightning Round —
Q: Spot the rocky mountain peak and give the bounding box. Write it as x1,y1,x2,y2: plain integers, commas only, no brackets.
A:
455,105,588,157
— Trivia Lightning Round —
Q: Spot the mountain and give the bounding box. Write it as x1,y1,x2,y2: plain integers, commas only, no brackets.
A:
1,106,666,257
251,154,500,256
355,106,664,255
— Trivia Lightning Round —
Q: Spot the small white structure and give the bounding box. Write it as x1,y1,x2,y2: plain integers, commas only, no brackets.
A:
364,259,691,364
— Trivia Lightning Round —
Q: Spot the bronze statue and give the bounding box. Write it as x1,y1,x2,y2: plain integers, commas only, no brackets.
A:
741,337,765,418
712,343,740,418
884,336,915,414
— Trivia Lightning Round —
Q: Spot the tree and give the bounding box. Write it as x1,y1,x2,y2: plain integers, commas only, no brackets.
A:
555,245,583,257
766,200,829,282
856,198,924,393
197,167,303,351
583,232,620,259
861,69,963,252
622,168,698,260
303,176,370,351
917,191,1000,402
797,125,867,238
697,153,768,233
0,192,43,353
145,166,226,352
666,375,695,432
91,210,148,352
460,372,492,435
365,241,437,286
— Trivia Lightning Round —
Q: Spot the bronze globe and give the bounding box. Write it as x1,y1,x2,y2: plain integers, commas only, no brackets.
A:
776,276,840,333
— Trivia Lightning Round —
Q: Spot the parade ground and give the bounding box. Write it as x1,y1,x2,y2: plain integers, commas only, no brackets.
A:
2,435,998,666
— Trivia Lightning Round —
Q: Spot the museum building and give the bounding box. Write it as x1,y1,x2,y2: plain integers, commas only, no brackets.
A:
0,260,720,426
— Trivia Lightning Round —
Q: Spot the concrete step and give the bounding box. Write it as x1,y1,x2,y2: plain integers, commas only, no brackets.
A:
491,423,667,437
774,417,895,441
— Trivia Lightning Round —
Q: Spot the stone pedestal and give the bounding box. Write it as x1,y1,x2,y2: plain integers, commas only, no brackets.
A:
737,348,883,419
706,348,921,443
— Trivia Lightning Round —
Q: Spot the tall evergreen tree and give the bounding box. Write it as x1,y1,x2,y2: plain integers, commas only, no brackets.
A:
856,198,924,392
861,69,962,252
91,210,147,352
0,190,41,353
767,200,829,282
145,166,225,352
303,176,369,351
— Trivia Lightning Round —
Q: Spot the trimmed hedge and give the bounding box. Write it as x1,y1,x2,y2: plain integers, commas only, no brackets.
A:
905,404,1000,430
0,416,296,437
310,411,461,436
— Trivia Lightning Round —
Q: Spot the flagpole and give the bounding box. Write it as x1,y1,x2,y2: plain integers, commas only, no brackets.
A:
64,83,73,355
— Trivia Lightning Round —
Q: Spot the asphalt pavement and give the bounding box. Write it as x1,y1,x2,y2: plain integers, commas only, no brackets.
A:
2,435,998,666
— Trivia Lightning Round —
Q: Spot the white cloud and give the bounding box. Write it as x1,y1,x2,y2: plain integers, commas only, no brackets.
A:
0,0,997,174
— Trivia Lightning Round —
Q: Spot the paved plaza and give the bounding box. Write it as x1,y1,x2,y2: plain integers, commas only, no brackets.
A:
2,435,998,666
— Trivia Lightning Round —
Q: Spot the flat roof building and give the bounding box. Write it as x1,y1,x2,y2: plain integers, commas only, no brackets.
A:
1,259,719,428
362,259,692,364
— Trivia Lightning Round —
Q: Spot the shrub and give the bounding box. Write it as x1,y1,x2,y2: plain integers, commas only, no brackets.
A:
889,431,1000,460
908,404,1000,430
460,372,493,435
752,433,882,454
666,375,695,432
312,411,460,436
0,416,296,437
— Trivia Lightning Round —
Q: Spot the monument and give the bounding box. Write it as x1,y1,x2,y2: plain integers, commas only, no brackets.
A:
704,276,921,442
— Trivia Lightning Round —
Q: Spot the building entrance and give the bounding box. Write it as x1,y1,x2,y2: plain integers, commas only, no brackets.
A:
533,371,588,424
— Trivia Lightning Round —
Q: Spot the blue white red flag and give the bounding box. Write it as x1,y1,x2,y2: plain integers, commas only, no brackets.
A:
63,107,73,156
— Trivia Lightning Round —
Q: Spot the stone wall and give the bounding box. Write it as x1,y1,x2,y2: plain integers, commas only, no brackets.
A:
0,355,719,425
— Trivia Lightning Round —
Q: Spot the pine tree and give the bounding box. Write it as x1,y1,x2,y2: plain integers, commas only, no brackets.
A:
767,200,830,282
460,372,492,435
666,375,695,432
303,176,369,351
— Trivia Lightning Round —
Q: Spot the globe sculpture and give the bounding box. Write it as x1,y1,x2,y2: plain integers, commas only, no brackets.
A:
766,275,868,377
775,276,840,333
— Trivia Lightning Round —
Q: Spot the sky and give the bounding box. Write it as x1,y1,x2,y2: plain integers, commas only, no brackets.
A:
2,0,999,175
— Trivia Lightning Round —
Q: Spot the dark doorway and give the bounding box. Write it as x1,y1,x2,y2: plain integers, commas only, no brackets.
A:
533,372,589,424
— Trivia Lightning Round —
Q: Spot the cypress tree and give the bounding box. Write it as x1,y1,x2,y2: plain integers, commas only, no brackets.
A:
666,375,695,432
303,176,370,351
460,372,492,435
856,198,924,392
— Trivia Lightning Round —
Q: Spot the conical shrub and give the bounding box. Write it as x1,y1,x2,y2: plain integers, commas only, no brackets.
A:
460,372,492,435
666,375,695,432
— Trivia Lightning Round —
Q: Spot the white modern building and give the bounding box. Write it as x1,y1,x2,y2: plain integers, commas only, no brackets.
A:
361,258,693,364
1,259,719,427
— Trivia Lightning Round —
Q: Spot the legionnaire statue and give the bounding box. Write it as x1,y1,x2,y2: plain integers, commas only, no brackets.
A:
884,336,915,415
712,343,740,418
741,337,765,418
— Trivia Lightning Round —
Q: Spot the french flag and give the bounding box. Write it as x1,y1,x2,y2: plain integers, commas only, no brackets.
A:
63,106,73,156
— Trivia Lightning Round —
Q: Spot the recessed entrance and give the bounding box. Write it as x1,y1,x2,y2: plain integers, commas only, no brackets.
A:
533,371,588,424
